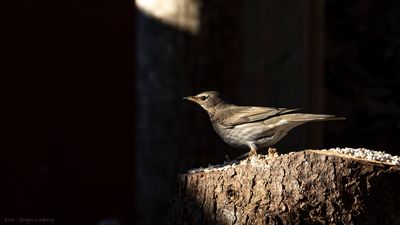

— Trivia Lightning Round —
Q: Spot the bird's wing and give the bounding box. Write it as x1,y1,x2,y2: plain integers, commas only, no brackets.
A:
217,106,299,127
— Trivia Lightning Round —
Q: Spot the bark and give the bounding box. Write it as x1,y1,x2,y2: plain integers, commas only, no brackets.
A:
168,150,400,225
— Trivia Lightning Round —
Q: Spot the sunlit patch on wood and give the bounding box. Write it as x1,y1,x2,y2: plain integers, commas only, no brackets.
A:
136,0,200,34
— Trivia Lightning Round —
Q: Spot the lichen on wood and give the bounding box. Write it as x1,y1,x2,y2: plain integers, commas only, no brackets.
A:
168,148,400,225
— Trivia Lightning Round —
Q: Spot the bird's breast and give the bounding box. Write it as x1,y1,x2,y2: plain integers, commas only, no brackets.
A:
211,122,266,148
211,123,241,147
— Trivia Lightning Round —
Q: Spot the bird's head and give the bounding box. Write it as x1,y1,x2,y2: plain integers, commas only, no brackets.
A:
183,91,228,114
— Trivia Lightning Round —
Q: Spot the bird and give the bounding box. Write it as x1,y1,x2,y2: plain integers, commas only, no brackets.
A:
184,91,344,157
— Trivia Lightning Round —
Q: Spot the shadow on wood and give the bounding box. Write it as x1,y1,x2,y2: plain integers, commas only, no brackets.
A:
168,149,400,225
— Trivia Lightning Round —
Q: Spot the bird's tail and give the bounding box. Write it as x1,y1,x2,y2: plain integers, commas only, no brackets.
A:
282,113,345,122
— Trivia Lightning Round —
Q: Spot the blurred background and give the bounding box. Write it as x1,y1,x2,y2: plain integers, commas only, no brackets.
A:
3,0,400,224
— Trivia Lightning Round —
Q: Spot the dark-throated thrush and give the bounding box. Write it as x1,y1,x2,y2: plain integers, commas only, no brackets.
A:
184,91,344,156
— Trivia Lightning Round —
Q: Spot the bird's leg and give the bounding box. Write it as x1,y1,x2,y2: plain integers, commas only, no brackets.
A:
250,148,257,156
247,142,258,157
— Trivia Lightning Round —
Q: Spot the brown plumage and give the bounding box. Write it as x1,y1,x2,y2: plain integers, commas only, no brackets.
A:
184,91,344,156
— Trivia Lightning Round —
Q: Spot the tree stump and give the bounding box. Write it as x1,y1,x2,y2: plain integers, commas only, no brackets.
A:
168,148,400,225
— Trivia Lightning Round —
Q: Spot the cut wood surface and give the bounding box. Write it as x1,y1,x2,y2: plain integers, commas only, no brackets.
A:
168,148,400,225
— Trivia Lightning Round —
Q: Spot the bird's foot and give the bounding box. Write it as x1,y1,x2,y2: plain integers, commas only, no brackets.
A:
268,148,279,158
249,148,258,157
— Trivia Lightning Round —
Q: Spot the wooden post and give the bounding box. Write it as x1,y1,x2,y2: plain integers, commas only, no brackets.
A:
168,149,400,225
134,1,242,224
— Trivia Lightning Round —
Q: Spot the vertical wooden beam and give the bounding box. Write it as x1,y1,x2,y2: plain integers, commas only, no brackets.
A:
134,1,242,225
304,0,325,147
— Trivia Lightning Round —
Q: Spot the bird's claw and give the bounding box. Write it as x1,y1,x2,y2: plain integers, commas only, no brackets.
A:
249,148,258,157
268,148,279,158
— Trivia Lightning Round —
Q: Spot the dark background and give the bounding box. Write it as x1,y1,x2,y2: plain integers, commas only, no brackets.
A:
3,0,400,225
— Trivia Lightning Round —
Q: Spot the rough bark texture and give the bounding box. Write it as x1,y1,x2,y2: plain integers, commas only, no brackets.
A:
169,150,400,225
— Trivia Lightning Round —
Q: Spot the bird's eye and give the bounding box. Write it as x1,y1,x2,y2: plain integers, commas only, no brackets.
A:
200,95,207,101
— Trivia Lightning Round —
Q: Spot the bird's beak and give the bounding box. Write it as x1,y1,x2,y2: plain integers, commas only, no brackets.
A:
183,96,197,102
